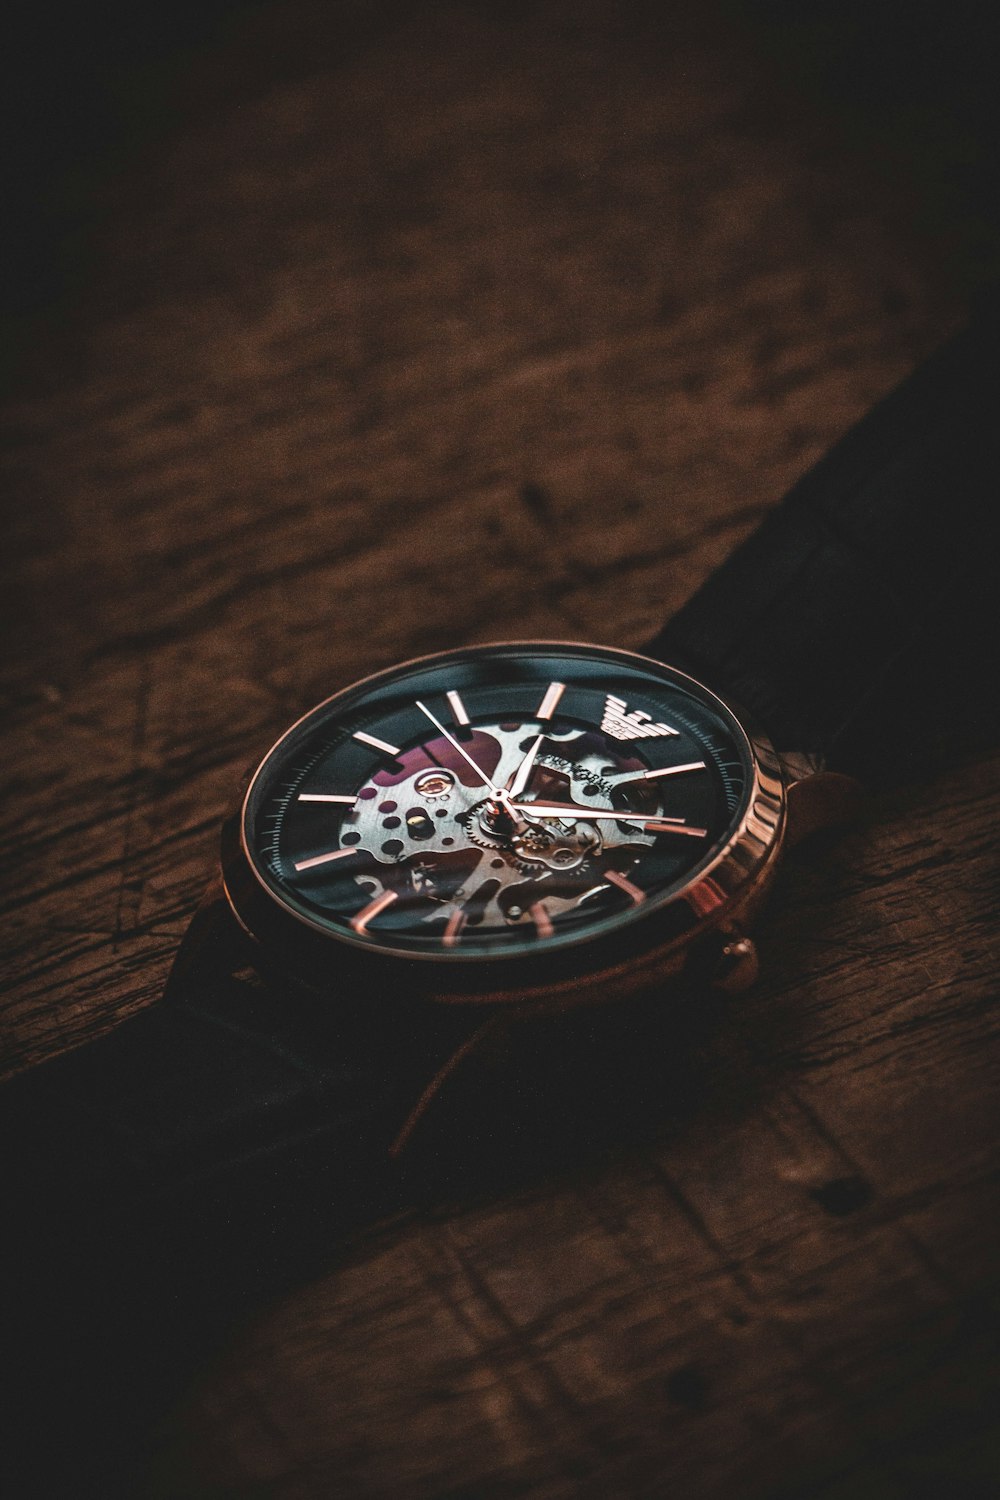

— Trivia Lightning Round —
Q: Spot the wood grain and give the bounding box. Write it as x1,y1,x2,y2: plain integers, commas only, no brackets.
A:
2,2,998,1495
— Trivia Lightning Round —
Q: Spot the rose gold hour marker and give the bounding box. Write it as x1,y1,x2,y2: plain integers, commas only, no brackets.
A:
298,793,357,803
445,690,470,726
293,847,358,871
442,909,467,948
530,900,554,939
642,761,706,780
644,819,708,837
350,888,398,934
604,869,646,904
353,729,401,756
537,681,565,720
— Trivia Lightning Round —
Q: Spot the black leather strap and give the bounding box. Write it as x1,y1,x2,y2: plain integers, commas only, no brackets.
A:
647,319,1000,782
3,896,496,1247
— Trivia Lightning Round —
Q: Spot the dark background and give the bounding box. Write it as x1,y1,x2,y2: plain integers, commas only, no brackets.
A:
3,0,999,364
2,2,999,1496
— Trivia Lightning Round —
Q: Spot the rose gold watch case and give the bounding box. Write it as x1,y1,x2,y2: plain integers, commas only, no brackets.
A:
220,641,787,1013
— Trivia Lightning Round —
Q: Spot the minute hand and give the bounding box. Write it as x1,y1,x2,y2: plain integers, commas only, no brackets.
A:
510,801,707,835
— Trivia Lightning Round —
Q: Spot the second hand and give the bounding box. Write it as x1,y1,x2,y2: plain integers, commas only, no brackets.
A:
415,700,503,796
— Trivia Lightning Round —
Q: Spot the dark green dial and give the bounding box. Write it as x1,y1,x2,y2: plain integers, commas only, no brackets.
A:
242,643,753,960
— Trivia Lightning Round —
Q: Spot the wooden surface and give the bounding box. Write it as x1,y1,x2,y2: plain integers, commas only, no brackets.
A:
2,2,999,1495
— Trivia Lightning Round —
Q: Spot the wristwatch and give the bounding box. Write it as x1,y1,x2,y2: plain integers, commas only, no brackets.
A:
2,318,996,1497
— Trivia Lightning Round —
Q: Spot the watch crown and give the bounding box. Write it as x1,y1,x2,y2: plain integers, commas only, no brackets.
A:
711,932,759,992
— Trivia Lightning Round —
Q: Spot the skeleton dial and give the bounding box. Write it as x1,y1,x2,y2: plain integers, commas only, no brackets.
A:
244,644,751,960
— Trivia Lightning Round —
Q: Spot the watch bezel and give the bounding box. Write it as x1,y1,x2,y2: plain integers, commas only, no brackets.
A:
221,640,786,1007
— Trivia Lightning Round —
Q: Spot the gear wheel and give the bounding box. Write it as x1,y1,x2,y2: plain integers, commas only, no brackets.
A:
457,803,512,853
515,825,554,854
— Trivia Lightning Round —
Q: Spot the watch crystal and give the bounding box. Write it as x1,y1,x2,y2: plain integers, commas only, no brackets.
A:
243,644,752,960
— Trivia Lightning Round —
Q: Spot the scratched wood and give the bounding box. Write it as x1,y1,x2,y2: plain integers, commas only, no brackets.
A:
2,2,999,1496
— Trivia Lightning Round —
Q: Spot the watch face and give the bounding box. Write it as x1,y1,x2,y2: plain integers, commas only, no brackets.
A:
239,643,769,968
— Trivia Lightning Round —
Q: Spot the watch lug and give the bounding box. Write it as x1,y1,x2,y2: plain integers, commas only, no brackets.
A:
163,873,256,1003
780,753,863,847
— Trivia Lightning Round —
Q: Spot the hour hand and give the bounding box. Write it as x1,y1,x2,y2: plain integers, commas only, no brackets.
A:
506,733,545,800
